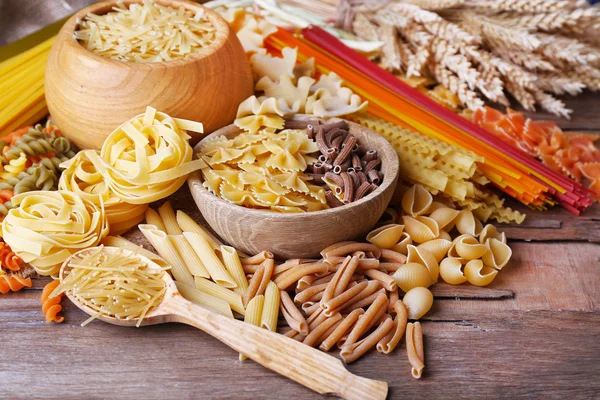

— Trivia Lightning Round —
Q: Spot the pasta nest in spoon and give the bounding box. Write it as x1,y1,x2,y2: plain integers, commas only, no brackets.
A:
59,150,148,235
85,106,206,204
1,191,109,276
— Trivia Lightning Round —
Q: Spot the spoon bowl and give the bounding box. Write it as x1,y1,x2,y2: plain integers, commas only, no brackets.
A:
59,246,388,400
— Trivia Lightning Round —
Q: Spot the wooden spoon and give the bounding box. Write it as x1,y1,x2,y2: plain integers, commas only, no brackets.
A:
59,248,388,400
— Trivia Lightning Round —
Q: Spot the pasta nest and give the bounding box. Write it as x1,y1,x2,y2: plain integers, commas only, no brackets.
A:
84,107,206,204
59,150,148,235
1,191,109,276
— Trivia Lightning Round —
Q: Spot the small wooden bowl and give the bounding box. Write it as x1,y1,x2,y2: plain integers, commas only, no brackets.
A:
45,0,253,150
188,117,400,259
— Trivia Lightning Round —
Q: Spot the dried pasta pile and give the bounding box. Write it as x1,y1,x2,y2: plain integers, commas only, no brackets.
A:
75,0,217,63
51,246,169,327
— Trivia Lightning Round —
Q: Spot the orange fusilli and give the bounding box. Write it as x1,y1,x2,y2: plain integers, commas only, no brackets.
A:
0,241,23,272
0,274,31,294
41,280,64,323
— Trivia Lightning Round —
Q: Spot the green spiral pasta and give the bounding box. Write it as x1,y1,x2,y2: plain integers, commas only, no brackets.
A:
0,201,15,216
14,165,58,195
52,136,73,156
4,130,54,161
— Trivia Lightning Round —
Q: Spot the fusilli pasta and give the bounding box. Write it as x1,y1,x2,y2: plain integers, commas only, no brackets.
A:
41,280,64,323
0,274,31,294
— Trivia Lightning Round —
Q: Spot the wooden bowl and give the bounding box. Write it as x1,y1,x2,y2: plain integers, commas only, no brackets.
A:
188,117,400,259
45,0,253,150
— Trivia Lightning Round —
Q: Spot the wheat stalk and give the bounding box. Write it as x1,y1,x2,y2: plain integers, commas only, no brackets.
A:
537,74,586,96
401,0,465,10
352,12,380,41
464,0,588,14
432,64,485,110
532,89,572,119
378,23,403,71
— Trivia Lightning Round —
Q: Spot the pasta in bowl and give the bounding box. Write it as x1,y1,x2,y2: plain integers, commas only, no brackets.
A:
188,116,399,259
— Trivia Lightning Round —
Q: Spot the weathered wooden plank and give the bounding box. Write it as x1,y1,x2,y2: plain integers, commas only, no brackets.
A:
430,283,513,299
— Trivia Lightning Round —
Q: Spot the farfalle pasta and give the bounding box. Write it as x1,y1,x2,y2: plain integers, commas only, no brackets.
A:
2,191,109,276
84,106,206,204
59,151,148,235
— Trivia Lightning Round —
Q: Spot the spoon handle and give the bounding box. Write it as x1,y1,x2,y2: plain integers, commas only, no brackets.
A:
164,295,388,400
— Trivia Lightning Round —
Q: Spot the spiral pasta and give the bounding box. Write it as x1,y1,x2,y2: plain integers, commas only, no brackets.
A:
41,280,64,323
59,151,148,235
0,240,22,272
0,153,27,181
0,274,31,294
2,191,109,276
83,106,205,204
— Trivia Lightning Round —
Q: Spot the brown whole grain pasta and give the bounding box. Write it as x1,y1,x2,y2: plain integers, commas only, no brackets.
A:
333,256,360,297
241,251,274,265
320,308,365,351
340,172,354,203
340,316,395,364
316,126,329,154
388,287,399,313
243,263,265,306
352,153,362,171
274,262,329,290
256,258,274,296
296,274,316,291
242,263,259,274
364,159,381,173
354,181,374,201
363,269,397,291
363,149,377,162
280,290,309,336
325,190,344,208
303,313,343,347
379,262,403,273
310,272,336,286
324,172,344,187
333,136,357,166
325,242,382,259
322,281,369,316
302,301,321,316
377,301,408,354
321,259,348,304
323,120,348,132
407,322,425,379
380,249,408,264
273,259,301,277
343,288,387,314
344,292,389,347
330,134,344,151
367,169,381,185
348,170,361,189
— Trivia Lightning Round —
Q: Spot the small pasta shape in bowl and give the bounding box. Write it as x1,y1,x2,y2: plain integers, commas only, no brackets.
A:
188,115,399,259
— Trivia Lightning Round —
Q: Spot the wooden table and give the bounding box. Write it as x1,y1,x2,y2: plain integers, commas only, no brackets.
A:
2,95,600,398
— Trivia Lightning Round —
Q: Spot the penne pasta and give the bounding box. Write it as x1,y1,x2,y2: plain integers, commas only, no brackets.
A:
341,281,383,312
303,313,342,347
280,291,308,336
256,258,275,297
273,258,301,276
363,269,397,291
175,281,233,318
341,316,395,363
100,236,167,268
377,301,408,354
243,263,264,307
344,293,389,347
169,235,210,278
220,245,249,296
261,281,280,332
194,277,245,316
182,232,236,288
144,208,166,232
380,249,408,264
334,256,360,297
176,210,223,250
324,242,382,259
240,295,264,361
320,241,355,258
321,281,369,317
274,262,329,290
388,287,399,313
319,308,364,351
241,250,275,265
158,201,182,235
407,322,425,379
139,224,194,287
296,274,316,292
294,282,329,304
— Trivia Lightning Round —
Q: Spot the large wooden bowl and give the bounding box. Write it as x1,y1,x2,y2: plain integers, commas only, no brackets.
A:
188,117,400,259
45,0,253,150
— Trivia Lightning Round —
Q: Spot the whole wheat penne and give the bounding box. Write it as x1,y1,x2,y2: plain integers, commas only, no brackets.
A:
352,251,366,259
101,236,167,268
334,256,360,297
340,280,382,311
176,210,223,251
407,322,425,379
294,282,328,304
261,281,280,332
220,245,248,296
240,295,264,361
194,277,245,316
318,320,343,343
320,241,355,258
144,208,166,232
296,274,316,292
327,257,379,270
364,269,397,291
365,304,390,335
256,258,275,297
303,313,343,347
322,281,369,317
388,288,400,313
414,321,424,366
344,293,389,347
379,262,403,273
158,201,182,235
170,235,210,278
242,263,259,274
308,291,324,302
293,308,328,341
380,249,408,264
341,316,395,364
325,242,382,259
274,263,329,290
321,259,347,304
377,301,408,354
139,224,194,286
175,281,233,318
280,291,308,336
182,232,236,288
302,302,321,316
273,259,301,276
343,288,387,313
243,263,264,307
241,250,274,265
311,273,336,287
320,308,364,351
283,328,299,338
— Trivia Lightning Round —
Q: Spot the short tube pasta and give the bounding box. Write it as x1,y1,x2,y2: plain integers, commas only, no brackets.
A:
194,277,245,316
220,245,249,296
240,295,264,361
144,208,166,232
158,201,182,235
176,281,233,318
176,210,223,251
261,281,280,332
182,232,236,288
169,235,210,278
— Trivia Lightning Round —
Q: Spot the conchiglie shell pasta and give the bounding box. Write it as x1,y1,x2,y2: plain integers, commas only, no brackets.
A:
454,234,489,261
417,239,452,263
428,207,459,231
427,201,452,213
402,216,439,244
447,240,466,264
480,224,507,245
439,258,467,285
464,259,498,287
482,238,512,270
402,287,434,320
392,262,433,293
407,245,439,283
455,209,483,237
367,224,404,249
439,230,452,241
391,232,412,255
402,184,433,217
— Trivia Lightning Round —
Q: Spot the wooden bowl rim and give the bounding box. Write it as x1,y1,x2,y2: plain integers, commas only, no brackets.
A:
60,0,231,67
189,116,400,219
